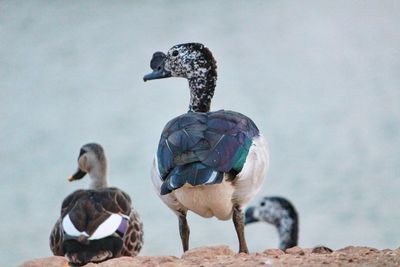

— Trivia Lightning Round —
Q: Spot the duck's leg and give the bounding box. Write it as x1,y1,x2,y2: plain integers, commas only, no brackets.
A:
178,212,190,252
232,204,249,253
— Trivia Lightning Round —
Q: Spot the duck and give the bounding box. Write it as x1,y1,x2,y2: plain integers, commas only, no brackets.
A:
49,143,143,266
143,43,269,253
244,196,299,250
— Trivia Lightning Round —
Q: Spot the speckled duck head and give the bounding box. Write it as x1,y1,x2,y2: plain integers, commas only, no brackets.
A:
245,196,299,250
68,143,109,189
143,43,217,112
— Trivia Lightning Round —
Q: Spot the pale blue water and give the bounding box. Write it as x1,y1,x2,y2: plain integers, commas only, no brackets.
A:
1,1,399,266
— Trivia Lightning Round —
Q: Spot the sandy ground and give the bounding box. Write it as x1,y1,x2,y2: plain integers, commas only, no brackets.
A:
19,245,400,267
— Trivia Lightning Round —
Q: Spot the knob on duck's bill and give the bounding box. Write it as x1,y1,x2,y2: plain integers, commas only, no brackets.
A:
68,169,87,182
143,51,171,81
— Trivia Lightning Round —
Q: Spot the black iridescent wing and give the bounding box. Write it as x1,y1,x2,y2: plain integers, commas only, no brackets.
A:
157,110,259,195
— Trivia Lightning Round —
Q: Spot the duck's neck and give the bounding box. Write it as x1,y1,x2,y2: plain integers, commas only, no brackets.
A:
261,205,298,250
188,67,217,113
276,216,298,250
88,164,109,189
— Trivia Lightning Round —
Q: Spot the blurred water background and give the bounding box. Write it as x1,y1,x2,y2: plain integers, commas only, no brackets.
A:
1,1,399,266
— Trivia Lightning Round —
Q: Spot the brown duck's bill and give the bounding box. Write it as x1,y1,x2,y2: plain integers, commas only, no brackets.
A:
68,169,87,182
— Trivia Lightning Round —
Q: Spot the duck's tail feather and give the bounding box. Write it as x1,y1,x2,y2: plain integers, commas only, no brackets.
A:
63,236,122,265
160,162,223,195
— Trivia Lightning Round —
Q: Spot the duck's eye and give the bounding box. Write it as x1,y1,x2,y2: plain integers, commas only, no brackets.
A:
260,202,265,206
172,50,179,57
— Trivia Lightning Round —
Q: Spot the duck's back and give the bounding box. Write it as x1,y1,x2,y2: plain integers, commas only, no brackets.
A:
156,110,262,195
60,188,132,220
50,188,143,263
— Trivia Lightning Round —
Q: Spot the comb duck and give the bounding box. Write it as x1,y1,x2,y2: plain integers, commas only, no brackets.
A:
49,143,143,265
144,43,269,253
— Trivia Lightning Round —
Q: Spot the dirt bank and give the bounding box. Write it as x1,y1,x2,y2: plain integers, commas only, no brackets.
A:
19,245,400,267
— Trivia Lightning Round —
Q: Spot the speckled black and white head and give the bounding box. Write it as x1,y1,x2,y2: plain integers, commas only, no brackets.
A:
245,196,299,250
144,42,217,112
68,143,109,189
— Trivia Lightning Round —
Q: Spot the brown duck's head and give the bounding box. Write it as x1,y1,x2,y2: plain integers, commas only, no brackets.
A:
68,143,107,185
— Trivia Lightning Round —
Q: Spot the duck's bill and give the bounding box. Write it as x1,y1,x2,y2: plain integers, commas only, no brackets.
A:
68,169,87,182
143,70,171,81
244,207,259,225
143,51,171,81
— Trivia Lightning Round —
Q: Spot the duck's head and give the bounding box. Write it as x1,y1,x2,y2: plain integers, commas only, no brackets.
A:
144,43,217,112
244,197,271,225
68,143,108,189
245,196,299,250
143,42,216,81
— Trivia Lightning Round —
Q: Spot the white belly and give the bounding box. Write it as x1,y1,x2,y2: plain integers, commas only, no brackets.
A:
174,180,235,220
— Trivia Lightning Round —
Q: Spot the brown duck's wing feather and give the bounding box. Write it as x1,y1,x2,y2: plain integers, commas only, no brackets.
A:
121,208,143,256
63,188,132,236
49,218,64,256
49,190,87,256
98,187,132,215
60,188,131,216
50,188,134,250
50,187,143,258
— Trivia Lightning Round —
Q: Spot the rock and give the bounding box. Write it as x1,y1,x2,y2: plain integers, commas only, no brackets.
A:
263,249,285,257
263,258,275,265
18,246,400,267
285,246,305,255
95,256,179,267
182,245,235,260
19,256,68,267
19,256,181,267
336,246,378,255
